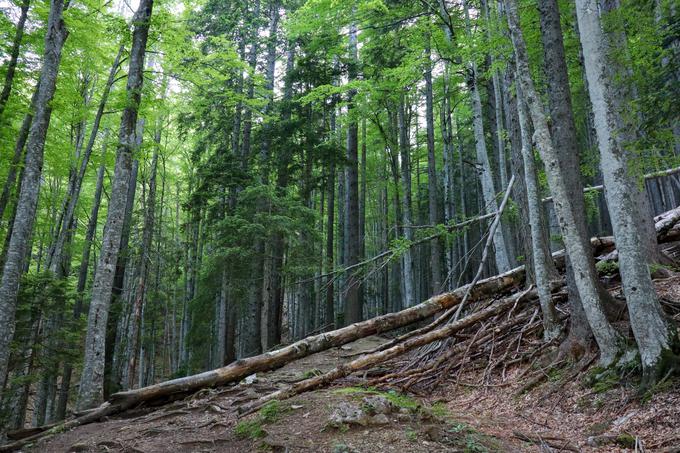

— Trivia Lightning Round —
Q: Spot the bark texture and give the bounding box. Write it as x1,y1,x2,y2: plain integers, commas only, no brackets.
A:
0,0,68,389
575,0,679,383
505,0,623,366
78,0,154,410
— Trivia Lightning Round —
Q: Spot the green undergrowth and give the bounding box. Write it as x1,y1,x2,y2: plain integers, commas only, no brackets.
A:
448,422,500,452
334,386,419,410
234,401,290,440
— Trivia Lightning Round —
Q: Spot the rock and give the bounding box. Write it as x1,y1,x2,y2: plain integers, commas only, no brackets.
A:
291,404,304,410
361,396,395,415
328,402,370,427
371,414,390,425
68,443,90,452
396,413,411,422
243,373,257,385
613,411,637,427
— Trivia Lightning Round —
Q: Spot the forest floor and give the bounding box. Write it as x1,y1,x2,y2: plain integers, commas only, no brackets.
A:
24,278,680,453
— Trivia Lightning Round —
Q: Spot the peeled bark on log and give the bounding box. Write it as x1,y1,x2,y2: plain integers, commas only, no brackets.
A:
237,288,540,415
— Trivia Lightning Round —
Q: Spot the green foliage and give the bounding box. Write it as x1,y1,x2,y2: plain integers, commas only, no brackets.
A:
596,260,619,276
234,419,266,440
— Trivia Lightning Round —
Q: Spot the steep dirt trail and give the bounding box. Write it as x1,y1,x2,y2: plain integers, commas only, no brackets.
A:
29,336,517,452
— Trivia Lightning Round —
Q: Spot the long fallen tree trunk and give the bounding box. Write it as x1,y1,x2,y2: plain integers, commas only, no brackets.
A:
0,267,524,451
109,267,523,408
237,285,544,415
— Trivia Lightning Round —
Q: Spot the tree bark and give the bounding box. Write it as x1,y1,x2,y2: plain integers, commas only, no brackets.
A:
0,0,30,119
516,84,560,341
125,144,159,389
505,0,624,366
575,0,679,384
344,21,362,324
462,0,511,274
77,0,154,410
398,99,416,308
425,37,443,295
0,0,68,390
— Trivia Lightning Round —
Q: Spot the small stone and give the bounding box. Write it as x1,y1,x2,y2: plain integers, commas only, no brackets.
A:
362,395,395,415
69,443,90,452
396,413,411,422
291,404,304,410
244,373,257,385
371,413,390,425
613,411,637,427
328,402,369,427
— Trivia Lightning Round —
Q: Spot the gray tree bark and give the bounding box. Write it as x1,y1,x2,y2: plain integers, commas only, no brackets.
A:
506,0,623,366
537,0,596,354
398,99,416,308
575,0,679,383
77,0,154,410
463,0,511,274
425,37,443,295
516,84,560,341
0,0,68,390
0,0,30,118
344,21,362,324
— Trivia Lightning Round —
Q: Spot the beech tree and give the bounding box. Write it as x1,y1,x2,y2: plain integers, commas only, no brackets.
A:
78,0,155,410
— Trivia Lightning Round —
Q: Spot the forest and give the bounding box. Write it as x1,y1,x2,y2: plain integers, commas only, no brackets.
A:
0,0,679,450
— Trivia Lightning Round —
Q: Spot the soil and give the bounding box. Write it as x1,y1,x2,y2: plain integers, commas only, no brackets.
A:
18,278,680,453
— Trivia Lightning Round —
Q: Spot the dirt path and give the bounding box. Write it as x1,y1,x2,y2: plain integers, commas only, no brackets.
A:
26,336,518,452
21,277,680,452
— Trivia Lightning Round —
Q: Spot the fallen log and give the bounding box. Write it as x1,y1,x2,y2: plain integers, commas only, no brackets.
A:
0,267,525,451
107,268,523,410
237,287,540,415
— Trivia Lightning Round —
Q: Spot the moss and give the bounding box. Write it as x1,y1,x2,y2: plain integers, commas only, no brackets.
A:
259,400,289,423
430,402,450,418
234,419,265,440
234,401,290,440
596,260,619,276
405,429,418,441
615,433,636,448
640,345,680,394
334,386,419,410
302,368,323,379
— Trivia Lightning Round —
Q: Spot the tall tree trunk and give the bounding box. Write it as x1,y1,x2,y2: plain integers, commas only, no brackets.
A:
77,0,154,410
47,45,124,276
575,0,680,384
398,100,416,308
516,84,560,341
425,37,443,295
344,21,362,324
55,145,107,421
505,0,623,366
462,0,511,274
538,0,599,353
125,145,159,389
0,0,68,389
0,0,30,119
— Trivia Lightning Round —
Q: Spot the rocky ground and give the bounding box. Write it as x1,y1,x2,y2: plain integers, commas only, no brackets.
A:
16,277,680,453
